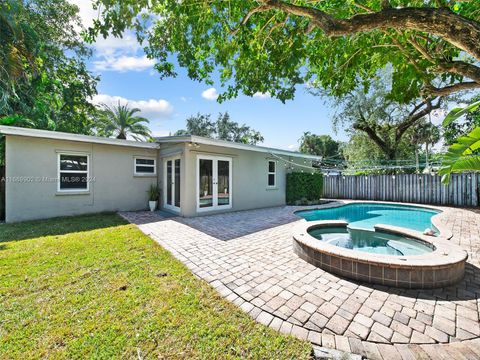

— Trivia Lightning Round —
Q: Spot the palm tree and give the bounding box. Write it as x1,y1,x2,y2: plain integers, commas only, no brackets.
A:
97,102,151,141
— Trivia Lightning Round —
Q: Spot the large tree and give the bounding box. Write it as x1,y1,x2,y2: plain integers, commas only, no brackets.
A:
175,112,264,145
332,77,442,160
298,132,342,159
343,131,416,174
0,0,98,134
90,0,479,103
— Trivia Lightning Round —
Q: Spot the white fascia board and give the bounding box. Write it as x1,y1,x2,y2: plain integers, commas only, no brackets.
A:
155,135,322,160
0,126,160,149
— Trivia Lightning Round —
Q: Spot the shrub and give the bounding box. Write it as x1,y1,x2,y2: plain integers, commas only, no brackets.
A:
286,172,323,204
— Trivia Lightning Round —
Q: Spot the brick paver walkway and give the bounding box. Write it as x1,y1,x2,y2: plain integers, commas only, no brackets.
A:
121,201,480,360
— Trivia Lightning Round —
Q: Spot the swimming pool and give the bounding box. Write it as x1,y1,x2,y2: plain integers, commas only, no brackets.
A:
296,203,439,233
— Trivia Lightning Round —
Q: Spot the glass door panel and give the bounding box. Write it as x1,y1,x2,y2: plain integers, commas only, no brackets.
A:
174,159,181,207
164,157,181,211
217,160,230,206
199,159,213,208
166,160,172,206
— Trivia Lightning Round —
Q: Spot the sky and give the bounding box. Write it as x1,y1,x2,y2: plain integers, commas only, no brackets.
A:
75,1,346,151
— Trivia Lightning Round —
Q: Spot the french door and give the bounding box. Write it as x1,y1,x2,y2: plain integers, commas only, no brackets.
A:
197,155,232,212
164,156,181,211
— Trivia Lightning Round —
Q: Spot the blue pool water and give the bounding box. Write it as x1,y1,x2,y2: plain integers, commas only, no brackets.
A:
296,203,439,233
307,227,434,256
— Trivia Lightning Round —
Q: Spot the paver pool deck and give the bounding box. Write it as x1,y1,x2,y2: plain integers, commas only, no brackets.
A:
121,200,480,360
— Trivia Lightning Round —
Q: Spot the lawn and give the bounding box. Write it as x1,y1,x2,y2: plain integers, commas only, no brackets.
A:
0,214,312,359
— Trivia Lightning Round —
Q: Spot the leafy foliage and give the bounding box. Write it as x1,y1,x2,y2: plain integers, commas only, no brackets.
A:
342,131,417,175
286,172,323,204
0,0,98,134
439,127,480,183
90,0,480,103
96,102,151,140
331,77,442,160
443,94,480,145
298,132,343,159
175,112,264,145
440,98,480,183
443,100,480,127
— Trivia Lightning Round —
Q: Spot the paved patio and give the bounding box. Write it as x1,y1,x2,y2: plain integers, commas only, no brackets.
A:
121,201,480,360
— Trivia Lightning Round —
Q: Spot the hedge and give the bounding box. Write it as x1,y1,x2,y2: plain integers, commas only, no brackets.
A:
286,172,324,204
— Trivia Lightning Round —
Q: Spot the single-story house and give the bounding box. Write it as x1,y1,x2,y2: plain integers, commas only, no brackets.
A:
0,126,321,223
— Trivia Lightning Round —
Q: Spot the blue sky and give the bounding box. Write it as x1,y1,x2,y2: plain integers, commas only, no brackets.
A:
76,1,345,150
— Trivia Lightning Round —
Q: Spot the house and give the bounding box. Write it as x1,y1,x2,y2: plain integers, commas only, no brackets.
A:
0,126,321,223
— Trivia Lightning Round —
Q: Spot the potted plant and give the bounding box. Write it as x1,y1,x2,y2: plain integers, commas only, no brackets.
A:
148,184,160,211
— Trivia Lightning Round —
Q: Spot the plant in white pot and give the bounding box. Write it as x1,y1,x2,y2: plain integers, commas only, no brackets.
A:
148,184,160,212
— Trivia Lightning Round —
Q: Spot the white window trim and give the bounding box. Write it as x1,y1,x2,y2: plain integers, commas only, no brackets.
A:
134,156,157,176
57,152,90,193
267,160,276,188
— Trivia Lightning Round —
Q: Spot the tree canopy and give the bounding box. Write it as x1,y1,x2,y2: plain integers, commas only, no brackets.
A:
90,0,480,103
331,76,443,160
0,0,98,134
175,112,264,145
298,132,342,159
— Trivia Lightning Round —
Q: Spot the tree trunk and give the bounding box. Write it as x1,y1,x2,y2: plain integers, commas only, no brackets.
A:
415,148,419,174
425,143,429,170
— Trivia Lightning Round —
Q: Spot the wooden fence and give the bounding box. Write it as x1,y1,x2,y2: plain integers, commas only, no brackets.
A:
0,166,4,220
323,172,479,207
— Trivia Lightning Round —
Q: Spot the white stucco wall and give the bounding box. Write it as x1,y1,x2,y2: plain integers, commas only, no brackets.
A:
5,135,158,222
159,143,292,217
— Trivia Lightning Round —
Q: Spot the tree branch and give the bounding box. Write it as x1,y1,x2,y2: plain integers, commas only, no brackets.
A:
437,61,480,83
425,82,480,96
258,1,480,61
396,98,441,142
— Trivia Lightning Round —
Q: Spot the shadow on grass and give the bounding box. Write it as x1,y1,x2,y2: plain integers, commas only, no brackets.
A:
0,212,127,244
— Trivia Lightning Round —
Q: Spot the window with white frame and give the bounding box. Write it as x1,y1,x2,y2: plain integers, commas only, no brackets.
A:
267,160,276,187
134,157,156,175
58,153,89,192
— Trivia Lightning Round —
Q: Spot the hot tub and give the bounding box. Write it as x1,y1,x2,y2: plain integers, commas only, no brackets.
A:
293,220,467,289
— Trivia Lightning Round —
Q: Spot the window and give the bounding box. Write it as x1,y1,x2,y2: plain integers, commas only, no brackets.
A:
267,160,276,187
58,153,89,192
134,157,156,175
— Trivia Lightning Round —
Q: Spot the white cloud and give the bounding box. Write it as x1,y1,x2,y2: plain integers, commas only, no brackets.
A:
70,0,152,73
92,55,154,72
201,88,219,101
253,92,271,99
92,94,173,120
287,144,298,151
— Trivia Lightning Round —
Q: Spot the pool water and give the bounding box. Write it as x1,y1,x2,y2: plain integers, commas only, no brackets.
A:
296,203,439,233
308,227,434,256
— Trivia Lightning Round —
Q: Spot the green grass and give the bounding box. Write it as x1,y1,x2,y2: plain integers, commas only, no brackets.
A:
0,214,312,359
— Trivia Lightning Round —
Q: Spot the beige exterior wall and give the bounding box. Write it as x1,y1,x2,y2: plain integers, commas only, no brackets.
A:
5,135,158,222
159,143,294,217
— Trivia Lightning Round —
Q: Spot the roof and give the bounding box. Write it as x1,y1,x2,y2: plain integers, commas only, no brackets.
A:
0,126,160,149
155,135,322,160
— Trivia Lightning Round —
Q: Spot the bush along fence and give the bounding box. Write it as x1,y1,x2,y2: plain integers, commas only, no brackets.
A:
286,172,324,205
323,172,479,207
